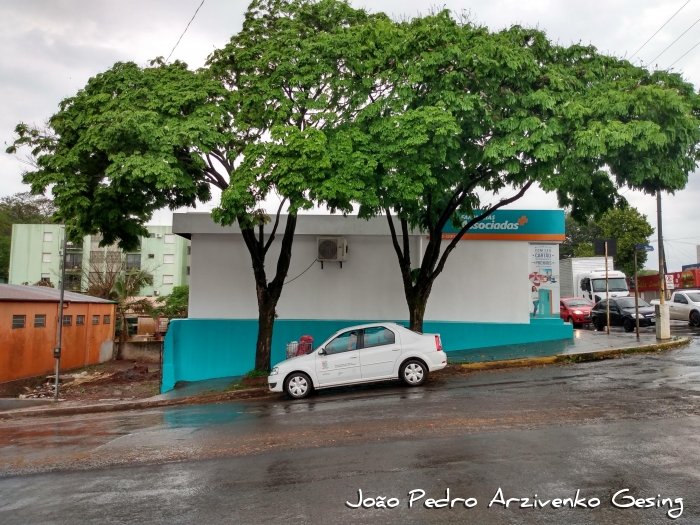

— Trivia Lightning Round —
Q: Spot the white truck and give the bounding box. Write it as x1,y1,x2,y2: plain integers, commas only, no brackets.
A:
559,257,630,303
651,290,700,327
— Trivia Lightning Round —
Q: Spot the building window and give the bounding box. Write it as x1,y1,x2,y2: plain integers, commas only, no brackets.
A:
66,274,82,292
163,254,175,264
43,232,53,242
76,315,85,326
42,253,52,263
63,315,72,326
41,273,51,282
12,315,26,329
187,246,191,255
92,315,100,325
103,315,111,324
126,253,141,270
162,275,174,285
148,253,155,259
164,234,175,244
65,253,82,270
186,266,190,275
34,314,46,328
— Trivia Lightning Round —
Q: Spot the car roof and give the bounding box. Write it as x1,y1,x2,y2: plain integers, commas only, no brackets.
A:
330,322,407,333
561,297,593,302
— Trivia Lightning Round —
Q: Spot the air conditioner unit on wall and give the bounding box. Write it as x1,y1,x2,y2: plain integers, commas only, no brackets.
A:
155,233,163,238
153,290,160,296
317,237,347,264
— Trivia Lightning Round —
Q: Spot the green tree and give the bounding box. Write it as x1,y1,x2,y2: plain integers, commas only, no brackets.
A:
153,285,189,319
597,208,655,276
342,11,700,331
0,192,56,280
560,214,601,259
561,208,654,276
7,0,374,371
111,269,154,360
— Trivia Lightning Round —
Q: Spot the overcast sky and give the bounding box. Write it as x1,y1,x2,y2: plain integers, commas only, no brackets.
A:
2,0,700,271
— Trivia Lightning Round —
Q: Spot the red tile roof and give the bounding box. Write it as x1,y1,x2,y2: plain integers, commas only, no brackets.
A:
0,284,115,303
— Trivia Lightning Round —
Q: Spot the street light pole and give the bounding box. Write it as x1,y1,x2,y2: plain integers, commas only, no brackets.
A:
634,250,639,339
54,226,67,401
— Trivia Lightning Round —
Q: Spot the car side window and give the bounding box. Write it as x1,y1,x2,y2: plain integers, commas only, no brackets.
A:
597,300,607,310
362,326,395,348
560,302,566,310
675,294,688,304
325,330,359,355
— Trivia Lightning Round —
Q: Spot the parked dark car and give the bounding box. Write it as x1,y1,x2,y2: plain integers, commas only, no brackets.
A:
590,297,656,332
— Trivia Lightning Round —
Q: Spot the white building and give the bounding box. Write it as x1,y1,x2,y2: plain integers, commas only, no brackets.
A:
161,210,570,392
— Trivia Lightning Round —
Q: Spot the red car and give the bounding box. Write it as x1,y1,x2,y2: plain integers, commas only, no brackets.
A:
559,297,595,326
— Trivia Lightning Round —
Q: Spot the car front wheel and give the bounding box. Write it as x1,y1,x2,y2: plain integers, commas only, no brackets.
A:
284,372,313,399
401,360,428,387
623,318,634,333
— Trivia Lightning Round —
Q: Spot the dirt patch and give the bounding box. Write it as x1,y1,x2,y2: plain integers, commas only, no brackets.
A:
15,361,160,402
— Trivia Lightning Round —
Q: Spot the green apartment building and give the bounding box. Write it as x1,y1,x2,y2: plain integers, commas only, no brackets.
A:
9,224,190,297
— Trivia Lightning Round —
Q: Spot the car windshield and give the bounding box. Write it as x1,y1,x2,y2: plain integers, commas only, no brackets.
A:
617,298,649,308
686,293,700,302
565,299,594,307
592,278,628,292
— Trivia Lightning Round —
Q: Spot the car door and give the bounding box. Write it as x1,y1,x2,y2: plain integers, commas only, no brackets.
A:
608,300,623,326
360,326,400,379
560,301,568,321
315,330,361,386
672,293,689,321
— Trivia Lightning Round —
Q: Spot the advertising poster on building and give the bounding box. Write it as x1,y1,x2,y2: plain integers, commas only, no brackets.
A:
529,244,560,317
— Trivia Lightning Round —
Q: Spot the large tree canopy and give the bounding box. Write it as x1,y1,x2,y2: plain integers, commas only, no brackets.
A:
7,0,379,371
332,11,700,330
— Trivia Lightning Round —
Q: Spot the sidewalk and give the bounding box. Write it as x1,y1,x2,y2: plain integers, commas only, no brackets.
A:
447,329,666,363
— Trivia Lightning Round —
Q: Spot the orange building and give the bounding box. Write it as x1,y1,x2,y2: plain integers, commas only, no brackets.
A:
0,284,116,383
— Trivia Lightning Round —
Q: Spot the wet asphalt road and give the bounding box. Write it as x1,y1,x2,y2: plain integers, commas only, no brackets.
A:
2,327,700,524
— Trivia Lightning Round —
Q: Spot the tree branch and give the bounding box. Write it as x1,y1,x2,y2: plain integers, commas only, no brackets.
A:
431,181,535,282
264,198,287,254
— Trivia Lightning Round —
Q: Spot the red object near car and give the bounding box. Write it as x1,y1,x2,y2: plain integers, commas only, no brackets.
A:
559,297,595,326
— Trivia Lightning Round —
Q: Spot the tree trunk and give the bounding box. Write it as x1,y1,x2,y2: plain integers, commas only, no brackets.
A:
254,294,278,371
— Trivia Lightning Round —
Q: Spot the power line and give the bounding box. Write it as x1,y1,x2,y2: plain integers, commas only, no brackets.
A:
631,0,691,60
165,0,206,63
665,38,700,69
645,15,700,66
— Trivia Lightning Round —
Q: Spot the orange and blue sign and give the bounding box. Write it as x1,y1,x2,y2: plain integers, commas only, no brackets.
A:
442,209,565,242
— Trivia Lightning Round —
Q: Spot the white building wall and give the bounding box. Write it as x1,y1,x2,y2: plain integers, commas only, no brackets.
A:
189,232,531,324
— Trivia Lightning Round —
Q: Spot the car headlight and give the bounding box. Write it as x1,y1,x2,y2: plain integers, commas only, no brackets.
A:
636,314,645,319
573,310,583,315
270,366,279,376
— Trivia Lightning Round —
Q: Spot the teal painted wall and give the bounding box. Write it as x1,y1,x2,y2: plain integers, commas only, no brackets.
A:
161,318,573,392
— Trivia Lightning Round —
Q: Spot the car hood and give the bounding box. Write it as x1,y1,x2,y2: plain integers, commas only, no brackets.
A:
273,352,315,370
567,305,593,311
622,306,655,315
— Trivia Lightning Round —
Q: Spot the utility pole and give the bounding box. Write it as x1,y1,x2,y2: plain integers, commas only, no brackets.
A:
605,241,610,335
656,191,670,340
54,226,67,400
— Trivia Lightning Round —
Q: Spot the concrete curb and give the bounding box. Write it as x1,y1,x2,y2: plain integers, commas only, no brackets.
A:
458,337,692,371
0,386,276,421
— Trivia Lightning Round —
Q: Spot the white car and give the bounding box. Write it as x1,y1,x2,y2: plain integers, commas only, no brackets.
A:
268,322,447,399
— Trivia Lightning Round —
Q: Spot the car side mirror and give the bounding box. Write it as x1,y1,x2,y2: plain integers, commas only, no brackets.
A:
318,348,326,356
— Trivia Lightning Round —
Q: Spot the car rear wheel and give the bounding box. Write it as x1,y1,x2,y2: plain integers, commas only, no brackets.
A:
284,372,312,399
623,319,634,333
400,360,428,387
593,317,604,331
690,310,700,327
